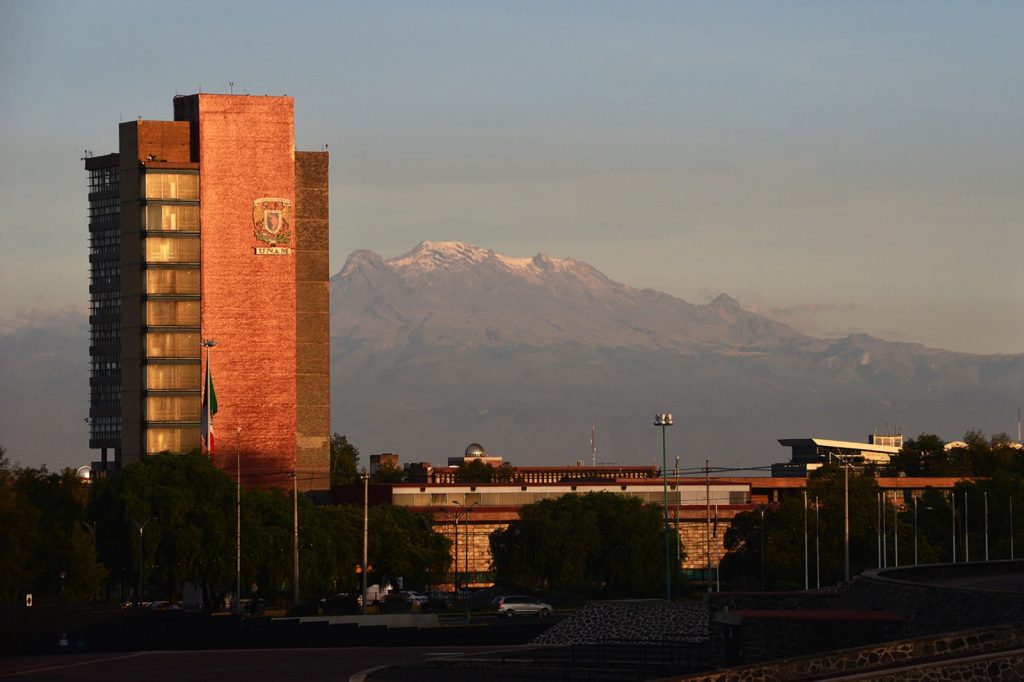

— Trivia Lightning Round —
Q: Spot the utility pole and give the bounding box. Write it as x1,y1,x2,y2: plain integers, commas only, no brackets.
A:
844,461,850,582
803,490,808,590
706,459,712,594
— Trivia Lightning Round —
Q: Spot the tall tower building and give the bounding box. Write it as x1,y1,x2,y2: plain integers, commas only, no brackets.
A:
85,94,330,490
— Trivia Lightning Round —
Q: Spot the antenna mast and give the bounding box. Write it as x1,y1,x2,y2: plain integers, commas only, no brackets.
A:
591,425,596,467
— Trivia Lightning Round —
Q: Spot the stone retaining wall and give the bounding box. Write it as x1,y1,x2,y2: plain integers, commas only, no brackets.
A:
675,624,1024,681
532,599,708,645
835,569,1024,636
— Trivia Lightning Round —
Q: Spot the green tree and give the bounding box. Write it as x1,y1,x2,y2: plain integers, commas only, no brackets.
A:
891,433,947,475
0,449,42,603
95,452,234,606
371,462,405,483
720,464,887,589
330,434,361,486
241,487,293,601
455,459,493,483
490,492,666,597
8,465,107,603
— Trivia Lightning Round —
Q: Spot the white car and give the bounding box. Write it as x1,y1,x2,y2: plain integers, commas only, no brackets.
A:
400,590,429,605
495,595,552,618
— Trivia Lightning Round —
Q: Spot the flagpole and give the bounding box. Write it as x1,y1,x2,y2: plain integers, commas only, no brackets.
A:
201,340,217,454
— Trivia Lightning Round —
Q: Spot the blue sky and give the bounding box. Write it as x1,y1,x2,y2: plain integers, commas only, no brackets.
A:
1,0,1022,353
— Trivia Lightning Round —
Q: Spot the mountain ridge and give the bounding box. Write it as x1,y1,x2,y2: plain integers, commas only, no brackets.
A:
326,241,1022,466
331,240,814,354
1,241,1021,470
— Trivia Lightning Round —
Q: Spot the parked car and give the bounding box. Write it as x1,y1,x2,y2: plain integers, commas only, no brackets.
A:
399,590,429,606
494,595,552,618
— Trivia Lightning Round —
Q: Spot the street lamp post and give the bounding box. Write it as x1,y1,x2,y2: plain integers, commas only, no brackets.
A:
984,491,989,562
131,517,152,607
464,502,478,591
964,492,970,562
58,570,67,649
759,504,767,590
803,490,809,590
951,492,957,563
705,459,711,594
654,413,673,601
449,500,477,601
893,496,899,567
291,469,300,607
361,469,369,615
844,460,850,582
913,496,919,565
235,427,241,616
882,492,888,568
814,496,820,589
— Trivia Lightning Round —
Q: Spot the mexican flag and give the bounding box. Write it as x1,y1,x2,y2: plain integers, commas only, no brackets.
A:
201,362,218,455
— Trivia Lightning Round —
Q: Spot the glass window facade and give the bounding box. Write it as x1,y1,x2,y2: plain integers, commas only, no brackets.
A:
144,173,199,200
145,237,200,264
146,426,201,454
145,332,200,359
145,269,200,295
146,300,200,327
146,396,200,422
146,364,201,391
143,204,200,231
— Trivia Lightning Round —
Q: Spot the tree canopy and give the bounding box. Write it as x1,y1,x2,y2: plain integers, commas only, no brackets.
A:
489,492,669,597
330,433,361,486
0,438,454,610
720,429,1024,590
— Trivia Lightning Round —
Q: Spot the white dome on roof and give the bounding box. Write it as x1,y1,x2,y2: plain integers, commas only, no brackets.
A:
465,443,486,457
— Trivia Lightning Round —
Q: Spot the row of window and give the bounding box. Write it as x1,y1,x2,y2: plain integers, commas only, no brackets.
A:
146,363,200,390
394,489,752,508
89,196,120,219
146,426,200,454
144,204,199,232
91,326,119,346
146,395,200,422
144,173,199,201
90,261,119,288
145,236,199,264
88,166,119,193
91,357,118,374
146,268,199,295
90,415,121,439
146,331,200,358
147,300,199,327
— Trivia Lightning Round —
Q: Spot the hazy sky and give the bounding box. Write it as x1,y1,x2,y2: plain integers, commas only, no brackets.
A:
1,1,1022,354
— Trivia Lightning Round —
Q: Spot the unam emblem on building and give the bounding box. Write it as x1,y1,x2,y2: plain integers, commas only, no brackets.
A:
252,197,292,254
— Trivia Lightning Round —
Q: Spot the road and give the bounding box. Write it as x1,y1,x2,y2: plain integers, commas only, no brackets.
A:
0,646,521,681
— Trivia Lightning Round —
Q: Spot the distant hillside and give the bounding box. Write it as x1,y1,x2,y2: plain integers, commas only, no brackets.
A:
0,312,89,469
2,241,1021,470
329,241,1024,467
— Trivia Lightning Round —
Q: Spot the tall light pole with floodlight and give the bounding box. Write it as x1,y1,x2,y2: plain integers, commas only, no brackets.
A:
654,413,673,601
361,469,369,615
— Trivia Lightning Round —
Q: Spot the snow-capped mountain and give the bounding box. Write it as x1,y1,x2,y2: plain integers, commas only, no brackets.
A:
328,242,1024,467
332,241,809,352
